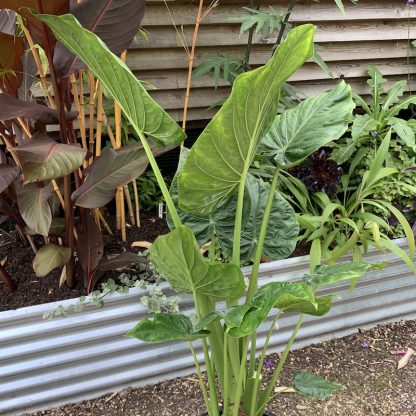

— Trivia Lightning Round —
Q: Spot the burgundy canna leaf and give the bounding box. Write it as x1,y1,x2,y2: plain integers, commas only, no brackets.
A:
0,9,16,35
97,252,146,272
0,1,69,50
0,93,77,123
76,209,104,292
13,132,86,182
0,165,21,193
54,0,145,77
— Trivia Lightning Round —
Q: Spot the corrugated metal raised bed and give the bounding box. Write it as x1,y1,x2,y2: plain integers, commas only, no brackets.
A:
1,238,415,416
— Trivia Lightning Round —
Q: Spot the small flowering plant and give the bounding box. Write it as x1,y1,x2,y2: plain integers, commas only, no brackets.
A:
39,14,374,416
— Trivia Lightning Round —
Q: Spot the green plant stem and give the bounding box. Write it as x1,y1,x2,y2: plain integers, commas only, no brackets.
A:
250,311,282,416
189,341,211,414
222,331,230,416
198,295,228,395
136,130,182,228
194,292,220,416
246,167,280,302
257,314,304,416
232,337,250,416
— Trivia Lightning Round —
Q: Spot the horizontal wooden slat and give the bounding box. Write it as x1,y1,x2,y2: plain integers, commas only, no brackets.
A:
133,57,416,90
127,40,415,71
142,0,416,26
134,19,416,49
146,73,416,111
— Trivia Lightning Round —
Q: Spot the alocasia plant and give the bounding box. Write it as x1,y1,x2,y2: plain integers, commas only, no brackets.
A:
38,12,378,416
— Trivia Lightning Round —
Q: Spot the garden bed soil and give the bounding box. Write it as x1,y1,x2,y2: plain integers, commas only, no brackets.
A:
0,211,169,312
25,319,416,416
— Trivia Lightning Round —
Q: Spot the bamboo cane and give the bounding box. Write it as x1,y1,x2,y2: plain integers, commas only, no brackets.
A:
102,113,117,148
88,72,96,155
78,70,88,152
132,179,141,227
115,52,127,238
182,0,205,132
70,74,88,164
121,188,126,241
96,209,113,235
20,21,55,108
124,184,135,226
95,81,103,157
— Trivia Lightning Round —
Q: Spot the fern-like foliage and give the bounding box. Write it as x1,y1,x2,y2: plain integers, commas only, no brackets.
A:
192,53,247,88
228,6,285,36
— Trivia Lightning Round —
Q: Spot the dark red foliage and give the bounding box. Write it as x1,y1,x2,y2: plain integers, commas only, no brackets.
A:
289,150,341,195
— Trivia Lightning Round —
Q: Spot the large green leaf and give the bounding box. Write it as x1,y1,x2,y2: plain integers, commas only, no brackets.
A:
14,132,86,183
350,114,378,142
16,181,53,236
127,313,210,343
293,371,341,399
167,147,251,245
35,12,185,148
72,143,149,208
305,262,372,287
216,175,299,261
149,226,245,301
243,175,298,260
389,118,416,151
178,24,315,215
33,243,71,277
259,81,353,167
225,282,317,338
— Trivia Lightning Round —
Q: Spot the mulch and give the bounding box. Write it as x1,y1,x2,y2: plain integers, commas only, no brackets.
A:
0,211,169,312
25,319,416,416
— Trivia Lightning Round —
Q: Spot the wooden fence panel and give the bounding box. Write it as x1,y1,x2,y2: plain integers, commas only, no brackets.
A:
133,1,416,120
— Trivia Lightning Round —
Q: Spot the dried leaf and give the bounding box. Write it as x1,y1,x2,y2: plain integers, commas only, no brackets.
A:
274,386,296,394
131,241,152,249
33,244,71,277
397,348,414,369
58,265,66,288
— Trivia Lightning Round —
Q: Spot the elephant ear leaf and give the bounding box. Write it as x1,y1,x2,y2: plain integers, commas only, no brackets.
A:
225,282,318,338
259,81,354,167
305,262,372,287
148,225,245,301
35,11,185,148
127,313,210,343
178,24,315,215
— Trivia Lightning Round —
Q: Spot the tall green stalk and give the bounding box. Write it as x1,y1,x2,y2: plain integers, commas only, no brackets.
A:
257,314,305,415
136,130,182,228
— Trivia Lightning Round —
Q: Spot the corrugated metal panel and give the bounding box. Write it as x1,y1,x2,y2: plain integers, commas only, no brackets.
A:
1,238,415,415
133,0,416,121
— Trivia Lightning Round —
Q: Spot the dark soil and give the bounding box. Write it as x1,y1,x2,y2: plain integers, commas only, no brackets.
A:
25,319,416,416
0,211,169,312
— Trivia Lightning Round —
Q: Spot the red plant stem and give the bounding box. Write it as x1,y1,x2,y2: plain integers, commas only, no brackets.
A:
39,12,76,288
0,262,17,293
